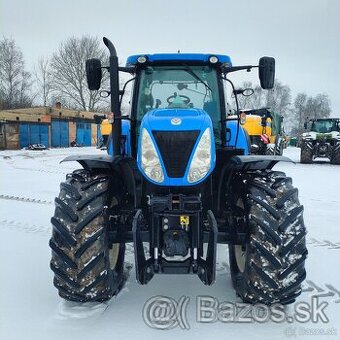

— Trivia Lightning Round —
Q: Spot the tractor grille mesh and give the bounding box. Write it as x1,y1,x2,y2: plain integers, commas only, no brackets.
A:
152,130,200,178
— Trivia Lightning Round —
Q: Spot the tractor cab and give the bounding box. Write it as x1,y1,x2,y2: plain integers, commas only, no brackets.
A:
125,54,232,185
126,54,233,155
129,55,227,123
310,118,340,134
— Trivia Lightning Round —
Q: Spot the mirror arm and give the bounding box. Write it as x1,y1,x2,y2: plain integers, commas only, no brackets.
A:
118,66,136,74
223,65,257,74
233,89,244,95
101,66,135,74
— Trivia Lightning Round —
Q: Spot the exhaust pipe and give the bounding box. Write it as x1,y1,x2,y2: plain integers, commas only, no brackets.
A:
103,37,121,156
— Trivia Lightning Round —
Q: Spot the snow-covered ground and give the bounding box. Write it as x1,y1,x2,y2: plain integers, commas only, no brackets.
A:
0,147,339,340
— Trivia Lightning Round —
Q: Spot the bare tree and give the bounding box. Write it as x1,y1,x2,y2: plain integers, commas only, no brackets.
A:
292,92,308,135
234,79,291,118
50,36,109,111
34,57,52,106
265,80,291,118
0,36,34,109
305,93,331,120
19,70,35,107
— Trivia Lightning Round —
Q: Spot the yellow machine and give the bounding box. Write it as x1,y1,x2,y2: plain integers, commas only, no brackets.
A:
101,118,112,137
239,108,284,155
94,114,112,148
242,113,273,141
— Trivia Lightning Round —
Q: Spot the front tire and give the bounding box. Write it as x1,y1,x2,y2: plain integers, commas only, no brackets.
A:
276,139,284,155
300,142,313,163
331,142,340,164
228,170,307,305
50,169,125,302
265,144,275,155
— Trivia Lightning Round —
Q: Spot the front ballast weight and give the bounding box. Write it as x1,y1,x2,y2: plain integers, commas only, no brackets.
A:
132,195,217,285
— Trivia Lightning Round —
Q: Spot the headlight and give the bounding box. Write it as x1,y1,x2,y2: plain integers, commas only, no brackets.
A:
187,128,212,183
141,128,164,183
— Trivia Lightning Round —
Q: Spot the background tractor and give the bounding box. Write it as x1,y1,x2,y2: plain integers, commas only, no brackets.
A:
237,108,285,155
300,118,340,164
49,37,307,305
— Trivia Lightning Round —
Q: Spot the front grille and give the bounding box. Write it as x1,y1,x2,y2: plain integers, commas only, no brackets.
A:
153,130,200,178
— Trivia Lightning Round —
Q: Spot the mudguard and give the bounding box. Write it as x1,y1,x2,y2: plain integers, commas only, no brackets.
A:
61,154,116,169
61,154,139,207
229,155,294,171
216,155,294,212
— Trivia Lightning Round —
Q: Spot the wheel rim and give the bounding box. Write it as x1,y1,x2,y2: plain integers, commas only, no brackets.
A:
109,243,120,269
234,245,246,272
108,194,121,270
233,196,246,273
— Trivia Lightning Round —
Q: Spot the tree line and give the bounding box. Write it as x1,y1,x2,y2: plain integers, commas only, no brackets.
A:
0,35,112,112
235,80,331,136
0,35,332,136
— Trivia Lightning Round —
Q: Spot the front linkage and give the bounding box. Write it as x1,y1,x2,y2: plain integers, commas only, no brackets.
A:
132,196,217,285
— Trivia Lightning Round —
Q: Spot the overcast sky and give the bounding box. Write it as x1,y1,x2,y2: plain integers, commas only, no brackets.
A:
1,0,339,116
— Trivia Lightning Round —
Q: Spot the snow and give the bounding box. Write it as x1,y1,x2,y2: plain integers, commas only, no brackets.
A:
1,147,340,339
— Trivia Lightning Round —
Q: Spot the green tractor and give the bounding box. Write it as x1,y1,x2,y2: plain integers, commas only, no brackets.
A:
49,37,307,305
300,118,340,164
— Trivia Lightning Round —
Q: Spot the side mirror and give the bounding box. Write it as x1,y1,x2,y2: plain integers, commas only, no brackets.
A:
242,88,254,97
86,58,102,90
94,114,106,124
259,57,275,89
155,99,162,109
240,112,247,125
304,117,309,130
251,144,259,153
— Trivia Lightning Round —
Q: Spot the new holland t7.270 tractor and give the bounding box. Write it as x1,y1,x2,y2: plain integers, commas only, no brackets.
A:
49,37,307,305
300,118,340,164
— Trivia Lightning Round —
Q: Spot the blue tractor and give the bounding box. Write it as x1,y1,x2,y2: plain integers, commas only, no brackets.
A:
50,37,307,305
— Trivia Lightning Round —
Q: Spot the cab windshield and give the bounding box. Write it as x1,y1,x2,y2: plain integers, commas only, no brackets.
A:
311,120,337,133
136,65,221,138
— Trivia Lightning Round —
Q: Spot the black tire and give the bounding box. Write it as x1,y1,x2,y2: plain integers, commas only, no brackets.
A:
276,140,284,156
228,170,307,305
269,137,284,156
300,142,313,163
50,169,125,302
265,145,275,155
331,142,340,164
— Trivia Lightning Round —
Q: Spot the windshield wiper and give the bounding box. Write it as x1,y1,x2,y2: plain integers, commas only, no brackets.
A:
182,65,212,92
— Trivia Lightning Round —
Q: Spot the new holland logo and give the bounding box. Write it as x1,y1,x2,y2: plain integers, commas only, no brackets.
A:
171,117,182,125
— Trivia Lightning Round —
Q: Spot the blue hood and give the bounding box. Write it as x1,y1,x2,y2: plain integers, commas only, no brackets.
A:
137,108,216,186
142,108,210,132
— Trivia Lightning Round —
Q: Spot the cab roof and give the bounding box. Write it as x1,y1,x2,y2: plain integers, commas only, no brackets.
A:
126,53,232,67
241,108,271,115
